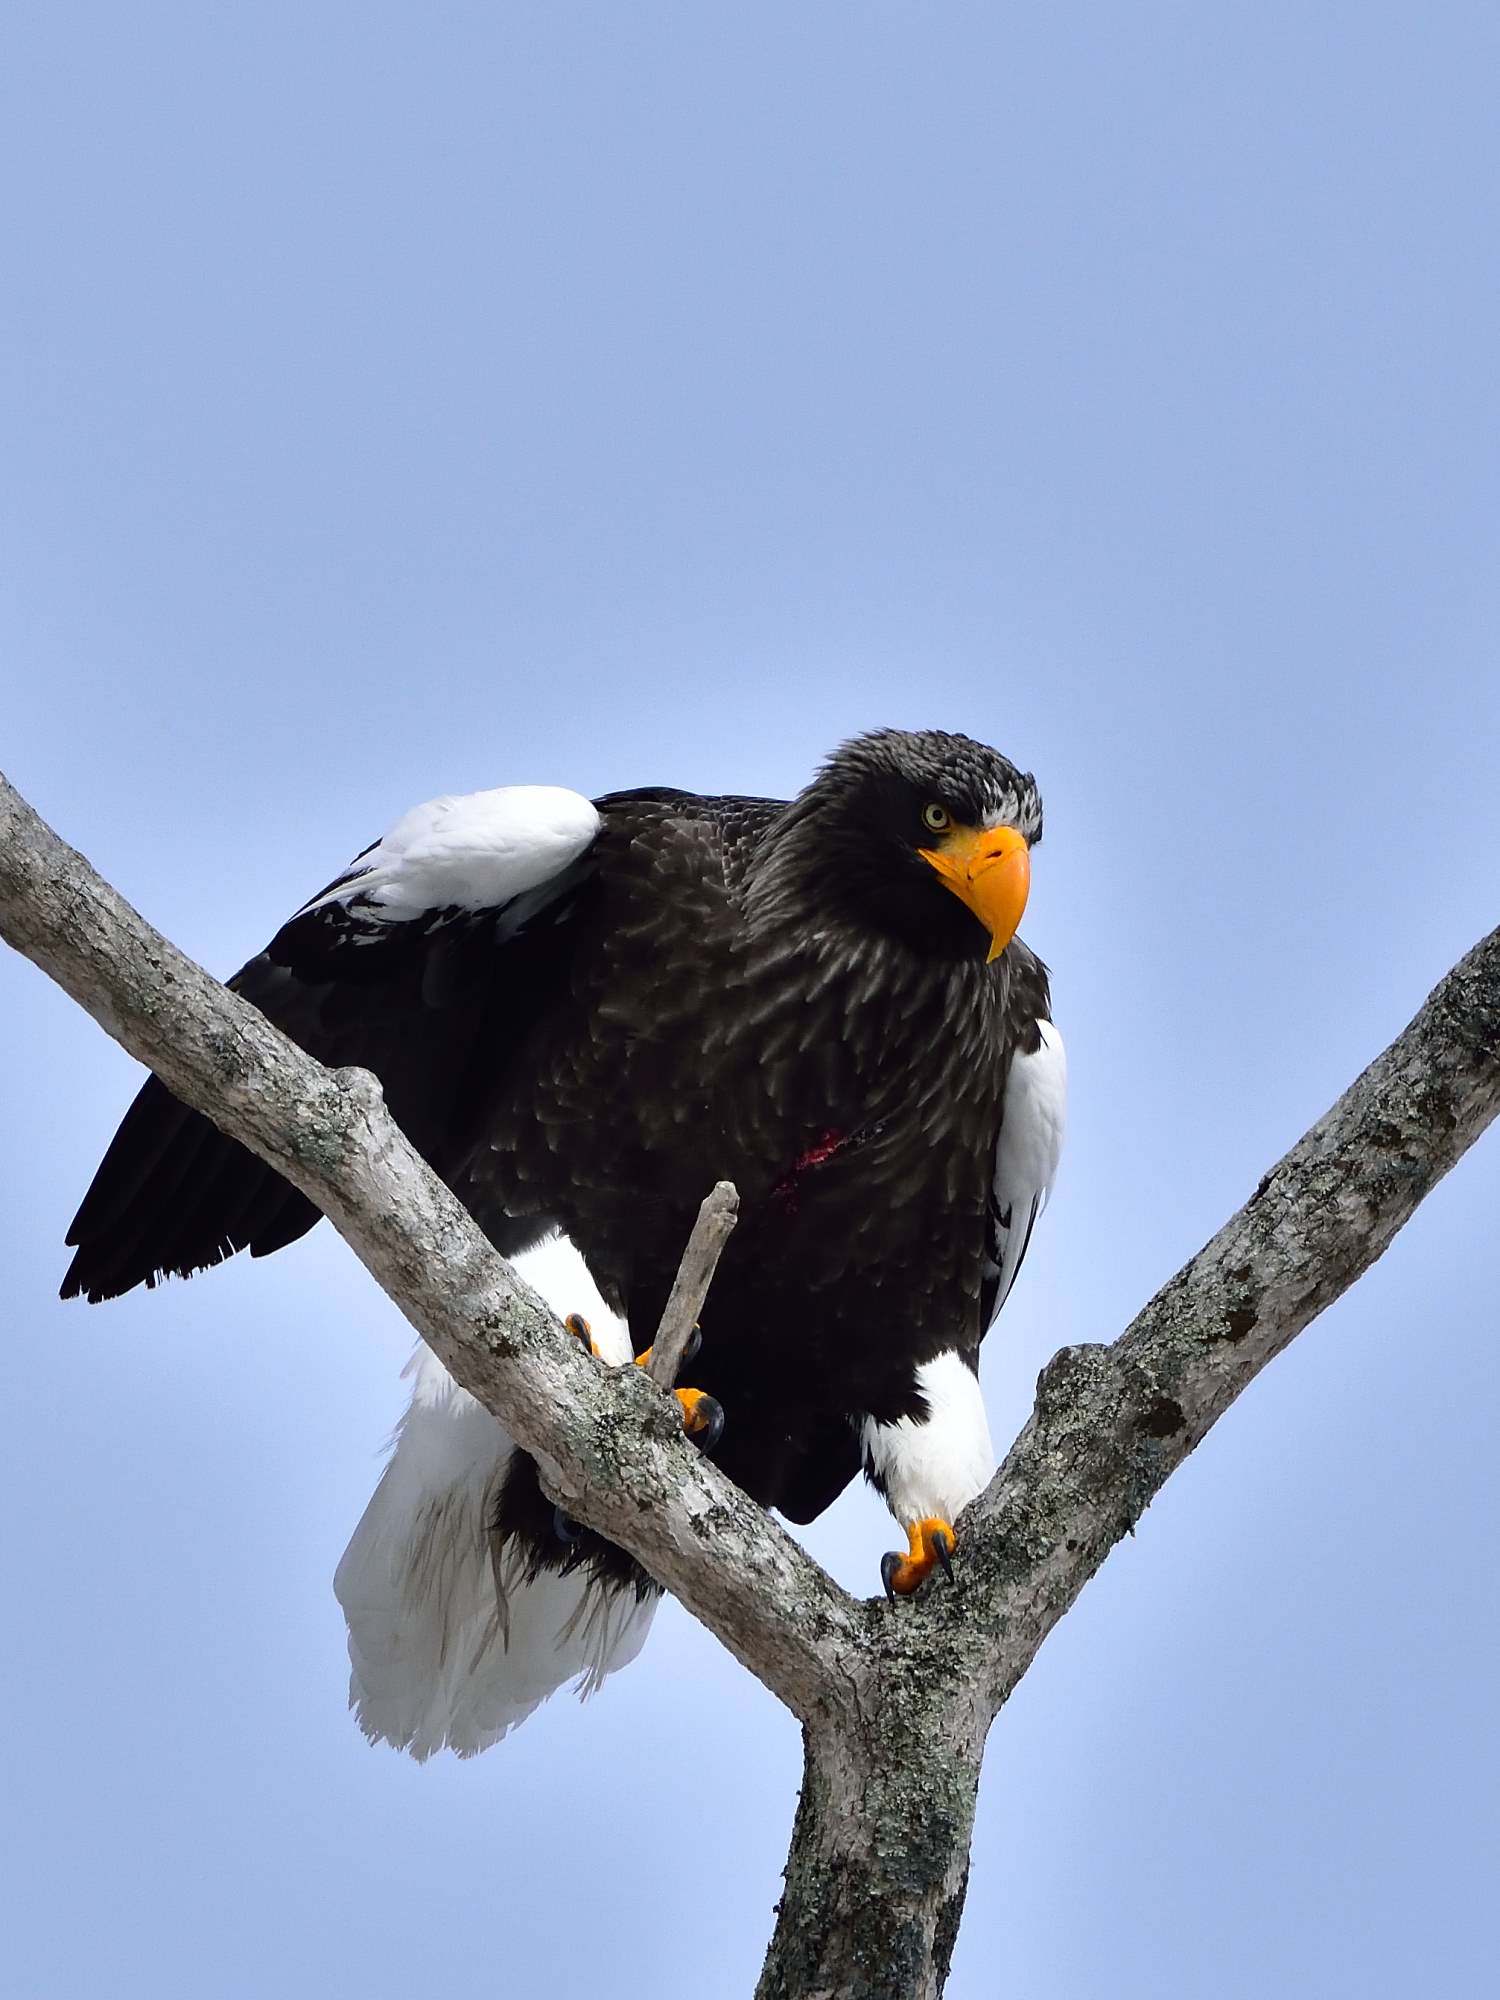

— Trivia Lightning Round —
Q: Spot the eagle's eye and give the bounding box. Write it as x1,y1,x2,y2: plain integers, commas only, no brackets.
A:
920,802,952,834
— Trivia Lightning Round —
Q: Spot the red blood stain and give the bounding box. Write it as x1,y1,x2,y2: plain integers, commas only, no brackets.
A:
793,1129,847,1173
772,1129,848,1213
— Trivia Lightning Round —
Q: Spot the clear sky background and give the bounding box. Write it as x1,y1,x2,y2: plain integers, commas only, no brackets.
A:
3,6,1498,1996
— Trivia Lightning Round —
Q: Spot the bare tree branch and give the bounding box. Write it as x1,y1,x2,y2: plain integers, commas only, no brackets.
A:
947,922,1500,1718
4,760,1497,2000
648,1179,740,1388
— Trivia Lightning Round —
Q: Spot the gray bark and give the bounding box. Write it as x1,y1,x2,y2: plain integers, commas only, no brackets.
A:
647,1179,740,1388
3,766,1497,1998
756,1639,989,2000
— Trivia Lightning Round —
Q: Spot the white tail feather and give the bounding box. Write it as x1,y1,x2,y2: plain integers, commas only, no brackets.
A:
334,1242,656,1760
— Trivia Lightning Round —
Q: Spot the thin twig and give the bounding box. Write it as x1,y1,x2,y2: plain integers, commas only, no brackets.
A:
648,1179,740,1387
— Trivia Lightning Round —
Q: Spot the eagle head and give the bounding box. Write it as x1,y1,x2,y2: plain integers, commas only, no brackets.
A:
760,727,1043,964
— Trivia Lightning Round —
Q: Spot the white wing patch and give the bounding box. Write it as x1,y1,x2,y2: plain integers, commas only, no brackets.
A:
986,1018,1067,1324
302,785,601,924
333,1237,654,1762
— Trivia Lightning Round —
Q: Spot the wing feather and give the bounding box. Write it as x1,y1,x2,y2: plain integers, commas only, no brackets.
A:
61,786,601,1301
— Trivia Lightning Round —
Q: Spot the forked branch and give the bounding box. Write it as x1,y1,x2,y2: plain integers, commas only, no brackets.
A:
4,764,1498,2000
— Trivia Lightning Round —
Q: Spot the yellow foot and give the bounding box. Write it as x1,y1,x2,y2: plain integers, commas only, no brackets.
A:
674,1385,725,1452
632,1323,702,1374
630,1330,719,1449
571,1317,721,1449
881,1518,957,1601
564,1312,602,1357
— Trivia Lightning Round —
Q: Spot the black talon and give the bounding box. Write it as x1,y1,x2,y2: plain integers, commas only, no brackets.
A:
689,1394,725,1454
881,1551,902,1605
932,1529,954,1582
682,1324,703,1367
552,1505,581,1545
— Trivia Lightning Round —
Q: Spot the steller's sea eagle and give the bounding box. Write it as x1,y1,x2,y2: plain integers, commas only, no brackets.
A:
63,728,1066,1758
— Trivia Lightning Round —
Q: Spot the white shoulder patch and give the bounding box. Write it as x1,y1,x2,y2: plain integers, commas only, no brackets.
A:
987,1017,1067,1322
304,785,601,923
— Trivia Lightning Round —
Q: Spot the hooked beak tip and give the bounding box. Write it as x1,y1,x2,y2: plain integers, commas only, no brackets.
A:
921,825,1030,960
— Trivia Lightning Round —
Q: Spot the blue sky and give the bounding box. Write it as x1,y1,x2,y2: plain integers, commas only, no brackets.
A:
3,6,1498,1995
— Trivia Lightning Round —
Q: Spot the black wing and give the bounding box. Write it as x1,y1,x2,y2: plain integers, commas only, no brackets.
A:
62,790,601,1302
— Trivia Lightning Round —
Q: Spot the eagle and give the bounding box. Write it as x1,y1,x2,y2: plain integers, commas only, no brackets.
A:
63,727,1066,1758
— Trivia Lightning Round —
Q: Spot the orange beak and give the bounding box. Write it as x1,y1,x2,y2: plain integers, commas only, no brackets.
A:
918,824,1031,963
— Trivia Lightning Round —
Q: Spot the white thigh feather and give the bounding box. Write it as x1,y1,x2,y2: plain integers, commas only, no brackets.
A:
860,1350,995,1530
333,1239,655,1761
